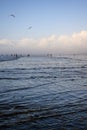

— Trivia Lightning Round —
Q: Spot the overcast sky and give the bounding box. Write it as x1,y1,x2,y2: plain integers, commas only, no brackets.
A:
0,0,87,54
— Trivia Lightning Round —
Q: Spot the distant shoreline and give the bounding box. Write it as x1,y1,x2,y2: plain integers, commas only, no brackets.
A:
0,55,21,62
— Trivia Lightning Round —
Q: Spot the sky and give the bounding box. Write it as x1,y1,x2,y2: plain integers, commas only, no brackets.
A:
0,0,87,55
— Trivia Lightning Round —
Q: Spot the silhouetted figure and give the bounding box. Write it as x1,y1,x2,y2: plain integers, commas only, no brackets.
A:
27,54,30,57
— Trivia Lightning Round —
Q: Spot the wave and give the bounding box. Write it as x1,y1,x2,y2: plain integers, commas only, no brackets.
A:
0,55,87,129
0,94,87,129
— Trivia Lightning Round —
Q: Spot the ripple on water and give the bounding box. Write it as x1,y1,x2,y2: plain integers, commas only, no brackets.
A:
0,55,87,129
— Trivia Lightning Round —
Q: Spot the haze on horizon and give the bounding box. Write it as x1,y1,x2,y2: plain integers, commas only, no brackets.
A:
0,0,87,55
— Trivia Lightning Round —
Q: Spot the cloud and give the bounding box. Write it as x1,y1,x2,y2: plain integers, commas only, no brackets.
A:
0,30,87,54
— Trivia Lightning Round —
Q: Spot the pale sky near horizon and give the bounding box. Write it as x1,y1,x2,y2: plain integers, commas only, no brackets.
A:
0,0,87,54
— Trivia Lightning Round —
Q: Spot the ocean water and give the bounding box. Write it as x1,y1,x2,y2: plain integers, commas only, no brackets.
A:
0,55,87,130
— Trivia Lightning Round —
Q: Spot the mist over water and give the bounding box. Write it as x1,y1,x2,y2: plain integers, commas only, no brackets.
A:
0,54,87,129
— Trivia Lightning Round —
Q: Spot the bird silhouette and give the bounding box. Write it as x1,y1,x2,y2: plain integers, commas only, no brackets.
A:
28,26,32,30
10,14,15,18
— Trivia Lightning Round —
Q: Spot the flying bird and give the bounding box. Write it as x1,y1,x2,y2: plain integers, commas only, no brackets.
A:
28,26,32,30
10,14,15,18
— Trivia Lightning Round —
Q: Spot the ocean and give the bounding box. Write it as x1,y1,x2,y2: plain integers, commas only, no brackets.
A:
0,54,87,129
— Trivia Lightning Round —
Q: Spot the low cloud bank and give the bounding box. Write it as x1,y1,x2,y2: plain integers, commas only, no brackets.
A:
0,30,87,54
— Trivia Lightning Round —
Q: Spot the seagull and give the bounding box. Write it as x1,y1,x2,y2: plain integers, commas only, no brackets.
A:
10,14,15,18
28,26,32,30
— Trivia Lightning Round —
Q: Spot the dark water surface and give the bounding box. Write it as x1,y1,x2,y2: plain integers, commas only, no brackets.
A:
0,55,87,129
